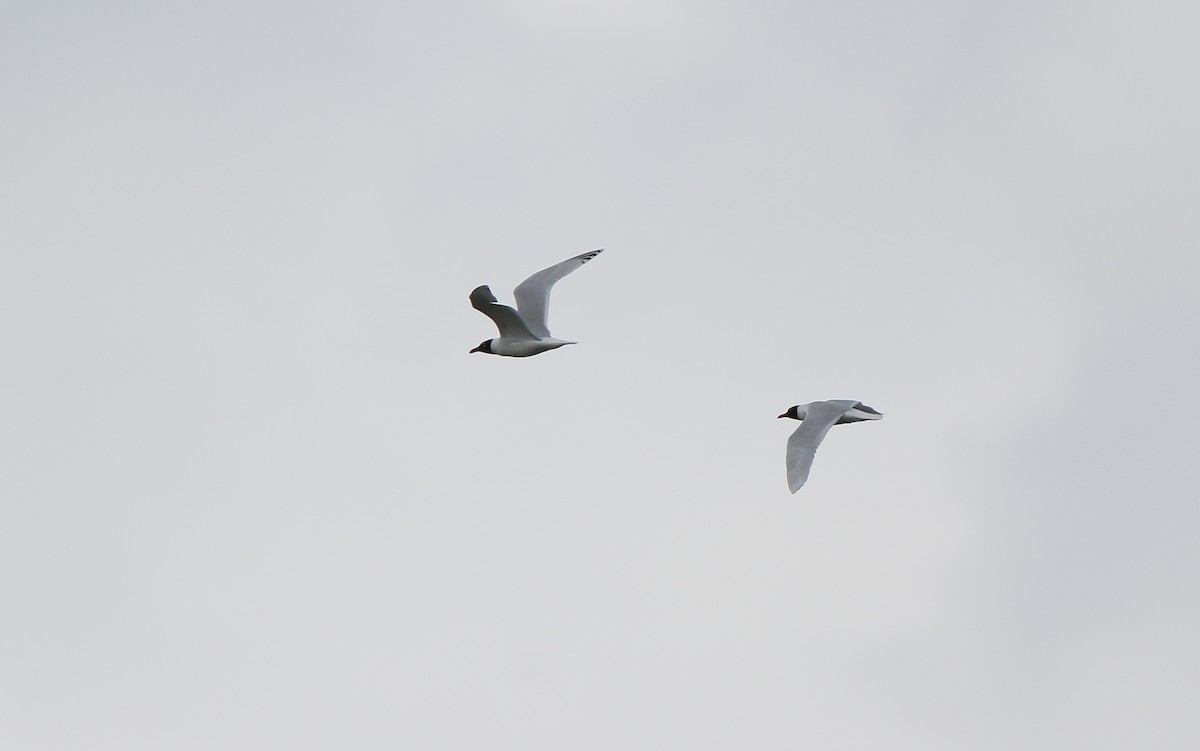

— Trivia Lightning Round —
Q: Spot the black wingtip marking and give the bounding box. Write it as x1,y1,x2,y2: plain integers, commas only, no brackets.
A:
469,285,501,311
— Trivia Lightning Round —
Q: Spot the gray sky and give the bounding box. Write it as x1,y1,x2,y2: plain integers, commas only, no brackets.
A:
3,1,1198,748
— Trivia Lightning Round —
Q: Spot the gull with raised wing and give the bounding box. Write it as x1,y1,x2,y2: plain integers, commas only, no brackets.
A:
777,400,883,493
469,249,603,357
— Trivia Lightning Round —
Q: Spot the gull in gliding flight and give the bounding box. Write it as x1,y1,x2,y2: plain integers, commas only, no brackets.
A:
777,400,883,493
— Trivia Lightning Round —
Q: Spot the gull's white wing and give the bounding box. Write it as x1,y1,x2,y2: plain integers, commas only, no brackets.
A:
470,285,537,341
512,249,602,339
785,401,852,494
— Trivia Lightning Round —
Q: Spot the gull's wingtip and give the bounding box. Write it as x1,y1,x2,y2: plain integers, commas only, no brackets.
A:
469,285,499,310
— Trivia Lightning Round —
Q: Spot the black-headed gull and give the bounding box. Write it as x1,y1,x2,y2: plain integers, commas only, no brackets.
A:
469,249,603,357
777,400,883,493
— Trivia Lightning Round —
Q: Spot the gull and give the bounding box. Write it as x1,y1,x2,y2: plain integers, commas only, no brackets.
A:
469,249,603,357
777,400,883,493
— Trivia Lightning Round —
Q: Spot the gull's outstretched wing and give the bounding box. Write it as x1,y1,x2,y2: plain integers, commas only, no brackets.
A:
470,285,537,341
512,249,603,339
785,401,852,494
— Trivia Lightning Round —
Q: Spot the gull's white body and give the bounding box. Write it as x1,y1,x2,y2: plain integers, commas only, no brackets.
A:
469,249,602,358
778,400,882,493
490,336,578,358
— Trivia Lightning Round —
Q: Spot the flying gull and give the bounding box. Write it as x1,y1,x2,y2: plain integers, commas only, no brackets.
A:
777,400,883,493
469,249,603,357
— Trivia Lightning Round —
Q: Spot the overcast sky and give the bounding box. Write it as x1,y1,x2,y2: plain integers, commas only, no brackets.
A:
2,1,1198,749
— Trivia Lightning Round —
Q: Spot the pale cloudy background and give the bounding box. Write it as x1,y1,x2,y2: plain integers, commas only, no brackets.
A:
2,1,1198,748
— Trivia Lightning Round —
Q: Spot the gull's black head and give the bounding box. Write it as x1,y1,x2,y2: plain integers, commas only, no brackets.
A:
777,405,801,420
470,339,494,355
